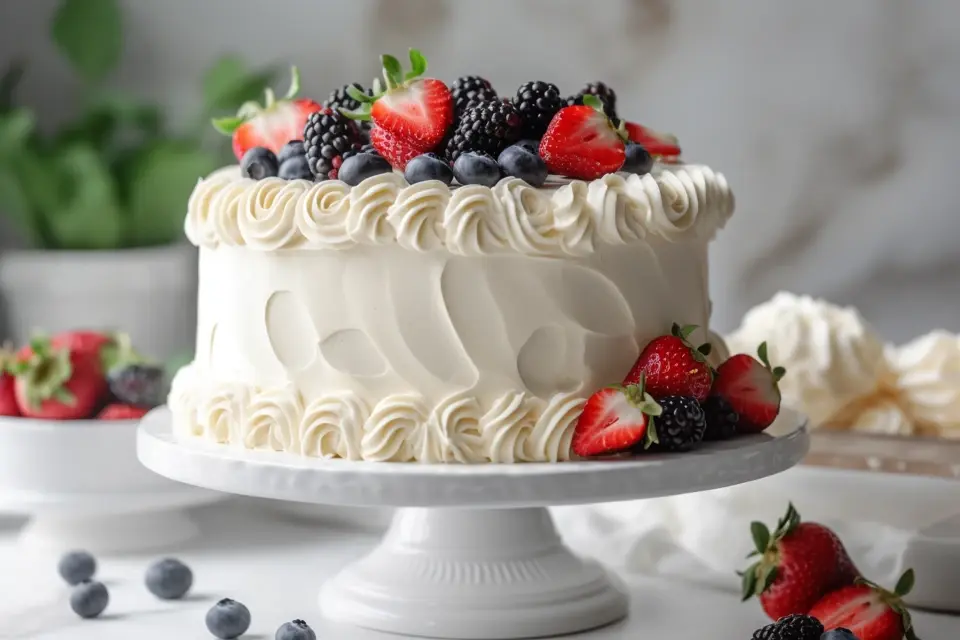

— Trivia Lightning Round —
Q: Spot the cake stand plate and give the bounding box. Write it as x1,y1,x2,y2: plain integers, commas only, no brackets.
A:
138,407,809,639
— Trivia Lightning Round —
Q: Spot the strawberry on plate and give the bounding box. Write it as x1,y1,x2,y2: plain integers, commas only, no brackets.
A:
809,569,920,640
539,96,627,180
343,49,453,154
623,121,682,161
98,403,150,421
0,343,19,417
624,323,714,402
741,503,860,621
572,379,662,457
9,336,109,420
713,342,786,433
213,67,323,160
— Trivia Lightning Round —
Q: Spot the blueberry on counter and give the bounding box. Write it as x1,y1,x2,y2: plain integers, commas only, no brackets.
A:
58,550,96,585
276,140,306,166
241,146,279,180
70,580,109,619
276,619,317,640
498,144,548,187
145,558,193,600
206,598,252,639
338,152,393,187
278,155,313,180
108,364,166,409
404,153,454,185
453,151,502,187
622,143,654,175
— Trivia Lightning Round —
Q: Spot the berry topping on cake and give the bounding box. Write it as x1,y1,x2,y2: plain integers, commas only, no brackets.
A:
323,82,370,113
808,570,920,640
98,403,150,420
741,504,860,621
240,146,279,180
0,343,20,417
567,81,618,119
276,140,306,166
624,323,714,402
622,142,654,175
338,152,393,187
497,144,547,187
453,151,502,187
701,394,740,441
539,96,627,180
713,342,786,433
444,99,523,163
212,67,322,161
450,75,498,119
624,121,682,161
405,153,454,185
368,125,425,170
751,614,824,640
643,395,706,452
572,380,662,457
278,155,312,180
303,108,362,180
514,81,563,139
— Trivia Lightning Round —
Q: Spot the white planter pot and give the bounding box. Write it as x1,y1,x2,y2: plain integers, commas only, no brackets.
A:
0,243,198,360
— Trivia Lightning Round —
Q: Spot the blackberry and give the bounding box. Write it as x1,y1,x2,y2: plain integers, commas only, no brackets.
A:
647,395,706,452
701,394,740,441
514,81,563,139
751,615,824,640
108,364,166,408
303,109,361,180
451,75,498,119
323,83,372,142
443,100,522,163
567,81,618,119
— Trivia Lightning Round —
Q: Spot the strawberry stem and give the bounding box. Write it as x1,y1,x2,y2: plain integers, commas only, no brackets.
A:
210,66,302,135
283,66,301,101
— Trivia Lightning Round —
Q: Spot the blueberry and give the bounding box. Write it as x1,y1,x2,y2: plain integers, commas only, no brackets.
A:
145,558,193,600
241,146,279,180
70,580,109,619
276,140,305,166
453,151,502,187
58,550,96,585
108,364,166,408
206,598,251,639
275,619,317,640
821,630,858,640
404,153,454,185
515,139,541,155
497,145,548,187
338,152,393,187
622,143,654,175
278,155,313,181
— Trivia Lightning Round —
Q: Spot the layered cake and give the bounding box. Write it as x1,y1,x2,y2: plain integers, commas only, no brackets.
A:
169,51,763,463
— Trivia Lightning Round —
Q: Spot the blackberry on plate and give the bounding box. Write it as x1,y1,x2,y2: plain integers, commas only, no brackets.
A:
568,81,618,119
303,108,361,180
450,75,498,119
444,100,522,163
645,395,706,452
514,81,563,139
701,394,739,441
751,614,824,640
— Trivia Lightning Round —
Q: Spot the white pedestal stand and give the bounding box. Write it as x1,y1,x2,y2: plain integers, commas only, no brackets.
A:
139,407,809,639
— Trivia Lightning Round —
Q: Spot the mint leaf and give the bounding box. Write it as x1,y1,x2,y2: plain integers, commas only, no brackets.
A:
45,144,123,249
51,0,122,82
202,56,276,114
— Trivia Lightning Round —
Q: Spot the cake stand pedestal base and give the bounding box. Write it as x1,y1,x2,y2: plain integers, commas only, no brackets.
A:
321,507,627,639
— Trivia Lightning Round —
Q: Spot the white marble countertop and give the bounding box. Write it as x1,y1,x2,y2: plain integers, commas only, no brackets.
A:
1,500,957,640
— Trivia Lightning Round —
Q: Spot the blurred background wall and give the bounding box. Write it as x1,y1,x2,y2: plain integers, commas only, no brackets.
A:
1,0,958,343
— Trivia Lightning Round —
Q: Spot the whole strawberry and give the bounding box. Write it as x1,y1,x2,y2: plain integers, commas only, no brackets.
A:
213,67,323,161
714,342,786,433
10,336,109,420
0,343,20,417
624,323,714,402
572,379,662,457
809,569,920,640
741,503,860,621
539,95,627,179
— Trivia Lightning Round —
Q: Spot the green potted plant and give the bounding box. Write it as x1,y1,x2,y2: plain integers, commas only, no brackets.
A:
0,0,274,360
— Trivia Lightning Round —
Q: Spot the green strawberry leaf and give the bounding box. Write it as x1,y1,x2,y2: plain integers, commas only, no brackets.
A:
406,48,428,80
895,568,916,597
750,521,771,554
759,565,778,592
346,84,374,104
740,563,759,601
51,0,122,83
282,66,301,100
381,54,404,89
211,115,247,135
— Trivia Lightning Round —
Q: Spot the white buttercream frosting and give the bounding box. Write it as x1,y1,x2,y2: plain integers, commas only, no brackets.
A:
299,392,368,460
346,172,405,245
242,386,303,452
387,180,449,252
295,180,354,249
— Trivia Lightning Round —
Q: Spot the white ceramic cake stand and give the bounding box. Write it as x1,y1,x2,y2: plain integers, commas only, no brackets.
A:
138,407,809,639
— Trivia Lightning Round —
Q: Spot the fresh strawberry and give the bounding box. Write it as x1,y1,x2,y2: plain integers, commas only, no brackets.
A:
369,125,427,170
539,97,627,180
10,336,109,420
51,330,114,360
809,569,920,640
213,67,323,160
572,379,662,457
713,342,786,433
624,323,714,402
741,503,860,621
343,49,453,153
624,121,682,161
98,403,150,421
0,343,19,417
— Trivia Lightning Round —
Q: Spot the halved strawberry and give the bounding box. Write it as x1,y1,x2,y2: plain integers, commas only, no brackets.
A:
213,67,323,160
624,323,714,402
369,125,428,171
624,121,682,161
809,569,920,640
713,342,786,433
572,380,662,457
343,49,453,153
539,96,626,180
